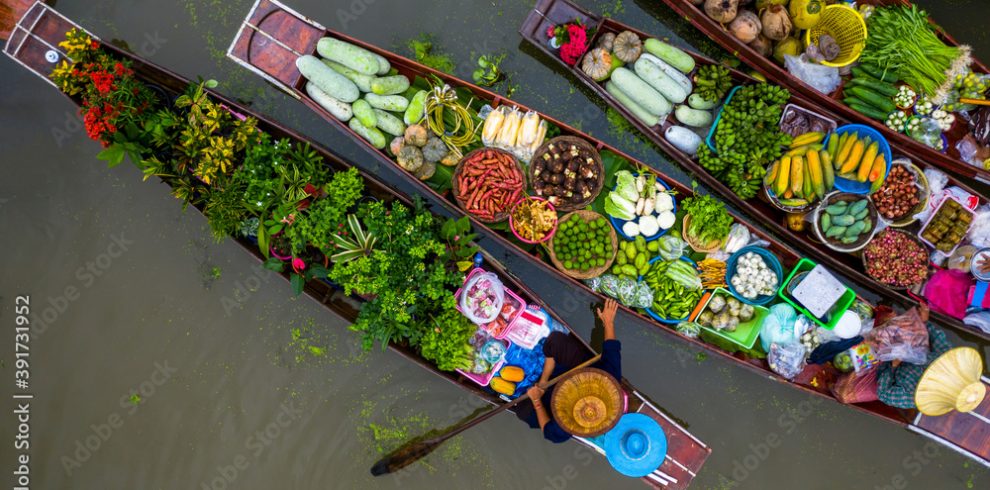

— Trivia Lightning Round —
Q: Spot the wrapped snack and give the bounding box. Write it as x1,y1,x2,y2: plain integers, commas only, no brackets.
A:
865,308,930,365
460,272,505,324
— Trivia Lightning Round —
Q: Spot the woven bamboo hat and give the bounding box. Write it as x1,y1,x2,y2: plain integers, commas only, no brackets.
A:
550,368,623,437
915,347,986,416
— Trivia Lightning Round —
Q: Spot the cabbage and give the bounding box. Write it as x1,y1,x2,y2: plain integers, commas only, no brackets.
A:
615,171,639,202
622,221,640,237
639,215,660,236
605,193,636,220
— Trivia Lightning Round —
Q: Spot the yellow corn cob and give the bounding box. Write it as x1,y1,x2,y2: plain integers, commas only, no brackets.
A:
808,150,825,199
481,106,505,144
496,108,521,147
790,155,804,196
516,111,541,148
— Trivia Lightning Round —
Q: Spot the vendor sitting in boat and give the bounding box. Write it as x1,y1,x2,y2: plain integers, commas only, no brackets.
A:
876,303,953,409
516,299,623,443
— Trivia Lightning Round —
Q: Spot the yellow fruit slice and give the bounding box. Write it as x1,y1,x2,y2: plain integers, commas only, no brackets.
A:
790,155,804,196
857,141,879,182
776,156,791,196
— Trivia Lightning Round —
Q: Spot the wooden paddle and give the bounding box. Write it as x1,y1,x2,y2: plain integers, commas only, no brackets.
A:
960,98,990,107
370,353,602,476
1,0,39,42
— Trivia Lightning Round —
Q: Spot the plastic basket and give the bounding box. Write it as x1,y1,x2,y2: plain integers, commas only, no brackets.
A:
822,124,892,195
690,287,768,349
609,174,677,242
726,246,784,306
805,4,867,68
639,255,700,324
705,85,742,154
455,268,527,338
777,258,855,330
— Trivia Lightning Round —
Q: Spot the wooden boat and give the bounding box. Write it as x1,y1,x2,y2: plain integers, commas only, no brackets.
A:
3,2,710,487
517,0,989,340
224,0,990,467
654,0,990,185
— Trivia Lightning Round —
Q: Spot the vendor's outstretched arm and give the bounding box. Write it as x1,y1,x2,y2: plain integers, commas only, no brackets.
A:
597,298,618,341
527,386,550,430
539,357,555,386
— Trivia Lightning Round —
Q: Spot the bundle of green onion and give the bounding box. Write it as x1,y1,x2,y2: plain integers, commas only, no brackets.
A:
860,5,968,98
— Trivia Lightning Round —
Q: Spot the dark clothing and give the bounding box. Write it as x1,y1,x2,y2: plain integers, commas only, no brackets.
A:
515,331,622,443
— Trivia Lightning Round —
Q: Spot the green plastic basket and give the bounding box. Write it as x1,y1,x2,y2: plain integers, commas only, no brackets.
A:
777,258,855,330
692,288,767,349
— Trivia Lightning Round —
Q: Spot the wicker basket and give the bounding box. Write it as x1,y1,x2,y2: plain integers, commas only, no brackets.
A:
452,147,526,223
861,229,930,290
683,215,724,253
546,210,618,280
529,136,605,212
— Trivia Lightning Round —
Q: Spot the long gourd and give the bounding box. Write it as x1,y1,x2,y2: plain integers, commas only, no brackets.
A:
365,93,409,112
610,68,672,117
322,60,375,93
605,81,660,127
305,82,352,121
296,55,359,103
371,52,390,75
639,53,692,94
643,39,695,74
352,99,377,128
348,118,387,149
634,57,688,104
373,109,406,136
317,37,380,75
371,75,410,95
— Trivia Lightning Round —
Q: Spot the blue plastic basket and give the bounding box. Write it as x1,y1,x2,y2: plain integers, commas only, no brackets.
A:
822,124,892,195
639,255,699,324
609,174,677,242
726,246,783,306
704,85,742,154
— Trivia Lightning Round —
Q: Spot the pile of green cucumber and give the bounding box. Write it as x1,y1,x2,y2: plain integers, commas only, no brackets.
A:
843,64,898,121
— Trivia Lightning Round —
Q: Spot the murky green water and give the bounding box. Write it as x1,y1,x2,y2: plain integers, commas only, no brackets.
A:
0,1,988,489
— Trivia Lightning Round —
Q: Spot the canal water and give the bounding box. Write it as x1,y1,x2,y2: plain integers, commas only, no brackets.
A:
0,0,987,489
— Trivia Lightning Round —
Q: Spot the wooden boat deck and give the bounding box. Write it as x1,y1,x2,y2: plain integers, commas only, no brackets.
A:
518,0,988,341
5,2,710,486
910,377,990,469
655,0,990,185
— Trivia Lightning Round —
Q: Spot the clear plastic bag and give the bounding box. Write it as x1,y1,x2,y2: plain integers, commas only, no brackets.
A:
760,303,801,352
784,55,841,95
657,235,687,261
676,321,701,339
768,342,807,380
967,204,990,248
963,311,990,334
586,274,653,309
460,272,505,324
723,223,751,254
906,117,945,151
865,308,930,365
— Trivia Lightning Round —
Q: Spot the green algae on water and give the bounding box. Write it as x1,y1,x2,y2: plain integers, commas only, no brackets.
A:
407,34,455,74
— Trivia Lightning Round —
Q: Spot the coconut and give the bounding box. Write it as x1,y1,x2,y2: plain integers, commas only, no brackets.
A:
760,5,792,41
728,10,761,43
749,35,772,57
704,0,739,24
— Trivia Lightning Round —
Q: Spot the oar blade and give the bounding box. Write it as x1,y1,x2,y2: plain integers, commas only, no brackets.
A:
370,439,440,476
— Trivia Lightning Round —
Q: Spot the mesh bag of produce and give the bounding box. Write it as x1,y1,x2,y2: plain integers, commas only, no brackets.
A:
768,342,807,380
460,272,505,325
865,308,930,365
657,235,687,261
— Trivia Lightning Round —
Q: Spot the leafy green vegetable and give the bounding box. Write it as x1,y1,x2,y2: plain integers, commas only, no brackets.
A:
681,192,733,244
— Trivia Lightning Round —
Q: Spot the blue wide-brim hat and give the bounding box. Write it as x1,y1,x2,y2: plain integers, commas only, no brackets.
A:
603,413,667,477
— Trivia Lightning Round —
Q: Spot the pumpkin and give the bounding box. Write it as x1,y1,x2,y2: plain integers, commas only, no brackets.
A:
581,48,614,82
612,31,643,63
596,32,616,52
499,365,526,383
490,377,517,396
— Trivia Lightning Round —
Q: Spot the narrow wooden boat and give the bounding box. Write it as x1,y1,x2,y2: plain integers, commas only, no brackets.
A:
2,3,711,487
224,0,990,467
654,0,990,184
517,0,988,340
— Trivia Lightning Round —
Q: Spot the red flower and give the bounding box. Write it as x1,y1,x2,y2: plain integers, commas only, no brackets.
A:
90,40,99,50
546,25,555,38
559,25,588,66
88,69,115,95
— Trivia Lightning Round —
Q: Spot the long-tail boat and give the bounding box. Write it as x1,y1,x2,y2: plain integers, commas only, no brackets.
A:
654,0,990,185
516,0,988,340
224,0,990,466
2,2,711,487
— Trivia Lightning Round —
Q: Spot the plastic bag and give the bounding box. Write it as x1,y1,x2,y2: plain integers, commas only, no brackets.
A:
924,269,975,320
831,368,880,404
676,321,701,339
865,308,930,365
586,274,653,309
906,117,945,151
768,342,807,380
784,55,841,95
760,303,800,352
963,311,990,334
723,223,751,254
657,235,687,261
968,204,990,248
460,272,505,324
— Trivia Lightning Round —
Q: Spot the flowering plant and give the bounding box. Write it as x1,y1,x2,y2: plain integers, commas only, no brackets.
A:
546,19,591,66
50,29,155,146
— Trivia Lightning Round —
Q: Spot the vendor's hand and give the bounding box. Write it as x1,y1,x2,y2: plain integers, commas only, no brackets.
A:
892,360,903,368
978,256,990,274
597,298,619,328
918,302,930,322
527,385,545,401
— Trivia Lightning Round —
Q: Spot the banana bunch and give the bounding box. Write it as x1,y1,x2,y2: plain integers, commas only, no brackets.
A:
764,131,834,206
481,106,547,161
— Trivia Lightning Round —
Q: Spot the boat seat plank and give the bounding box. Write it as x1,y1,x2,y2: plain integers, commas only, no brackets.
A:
228,0,322,92
913,379,990,463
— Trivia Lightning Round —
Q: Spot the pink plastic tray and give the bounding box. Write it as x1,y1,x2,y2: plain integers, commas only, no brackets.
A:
455,268,527,339
918,196,973,256
456,338,509,386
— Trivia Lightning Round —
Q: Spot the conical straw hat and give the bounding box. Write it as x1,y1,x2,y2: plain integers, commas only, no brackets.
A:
550,368,623,437
915,347,987,416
